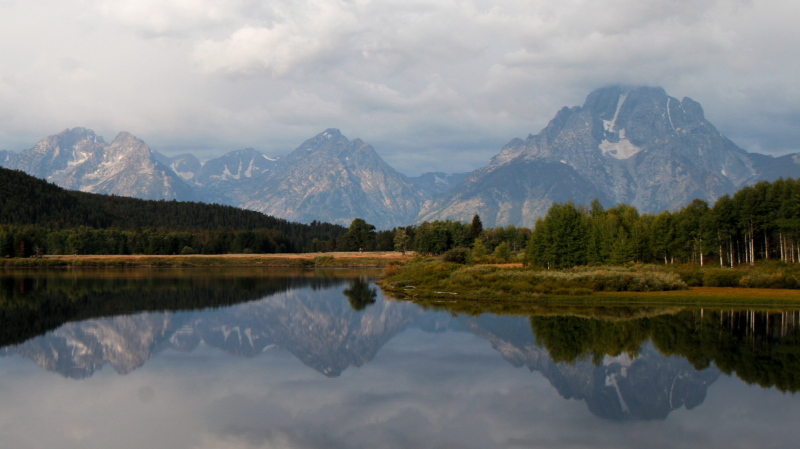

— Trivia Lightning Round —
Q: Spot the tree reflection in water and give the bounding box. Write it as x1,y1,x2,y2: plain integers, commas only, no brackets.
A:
343,277,377,311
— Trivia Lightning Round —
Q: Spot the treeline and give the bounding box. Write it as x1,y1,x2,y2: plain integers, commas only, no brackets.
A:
306,216,530,261
527,178,800,268
0,226,301,257
356,178,800,269
0,167,347,255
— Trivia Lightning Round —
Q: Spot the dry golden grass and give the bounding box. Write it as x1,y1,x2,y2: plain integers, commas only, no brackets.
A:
4,252,417,268
41,251,413,261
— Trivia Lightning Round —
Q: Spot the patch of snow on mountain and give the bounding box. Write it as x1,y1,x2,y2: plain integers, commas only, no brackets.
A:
599,136,642,160
68,146,91,167
667,97,677,131
603,92,628,133
221,165,240,180
245,158,255,177
171,162,195,180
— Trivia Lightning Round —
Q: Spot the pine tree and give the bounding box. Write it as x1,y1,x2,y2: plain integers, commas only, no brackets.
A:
470,214,483,240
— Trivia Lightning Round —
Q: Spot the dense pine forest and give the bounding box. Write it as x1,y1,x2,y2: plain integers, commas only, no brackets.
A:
526,178,800,268
0,167,346,256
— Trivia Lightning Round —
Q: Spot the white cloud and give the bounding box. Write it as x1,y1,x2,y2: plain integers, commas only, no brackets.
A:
94,0,248,35
193,0,360,76
2,0,800,172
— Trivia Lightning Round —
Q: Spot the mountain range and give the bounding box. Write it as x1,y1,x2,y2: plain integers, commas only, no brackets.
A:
3,86,799,228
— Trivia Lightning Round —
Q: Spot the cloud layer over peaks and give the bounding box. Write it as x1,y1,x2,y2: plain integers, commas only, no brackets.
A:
1,0,799,175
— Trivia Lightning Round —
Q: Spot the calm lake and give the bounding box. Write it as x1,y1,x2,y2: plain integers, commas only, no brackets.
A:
1,268,798,448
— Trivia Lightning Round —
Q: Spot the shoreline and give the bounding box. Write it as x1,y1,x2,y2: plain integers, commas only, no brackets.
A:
0,252,414,268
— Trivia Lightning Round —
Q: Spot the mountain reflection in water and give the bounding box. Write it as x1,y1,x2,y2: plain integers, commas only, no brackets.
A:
1,269,799,426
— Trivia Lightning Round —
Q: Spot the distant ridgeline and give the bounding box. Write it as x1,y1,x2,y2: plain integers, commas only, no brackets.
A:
0,167,347,256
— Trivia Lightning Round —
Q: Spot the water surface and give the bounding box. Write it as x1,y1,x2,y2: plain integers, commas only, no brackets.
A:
0,268,798,448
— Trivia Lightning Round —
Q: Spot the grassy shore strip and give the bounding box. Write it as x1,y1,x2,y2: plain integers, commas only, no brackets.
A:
0,252,412,268
378,258,687,298
378,258,800,307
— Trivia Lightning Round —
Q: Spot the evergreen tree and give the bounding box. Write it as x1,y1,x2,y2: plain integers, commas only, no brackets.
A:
470,214,483,240
527,202,588,268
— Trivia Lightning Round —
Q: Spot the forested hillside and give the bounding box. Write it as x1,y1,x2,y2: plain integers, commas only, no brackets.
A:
0,167,346,256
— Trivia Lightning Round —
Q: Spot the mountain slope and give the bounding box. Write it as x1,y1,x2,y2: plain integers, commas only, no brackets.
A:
407,171,469,198
1,128,197,201
239,129,425,229
418,86,792,228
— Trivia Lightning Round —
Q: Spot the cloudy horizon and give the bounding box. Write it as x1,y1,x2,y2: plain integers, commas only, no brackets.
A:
2,0,799,176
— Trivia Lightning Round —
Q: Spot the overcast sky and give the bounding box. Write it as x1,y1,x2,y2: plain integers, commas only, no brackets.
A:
1,0,799,175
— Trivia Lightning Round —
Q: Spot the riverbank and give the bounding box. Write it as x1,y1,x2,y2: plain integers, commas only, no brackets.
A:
377,258,800,308
378,258,688,297
0,252,414,268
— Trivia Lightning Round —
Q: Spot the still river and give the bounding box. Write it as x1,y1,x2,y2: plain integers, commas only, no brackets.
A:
0,268,798,448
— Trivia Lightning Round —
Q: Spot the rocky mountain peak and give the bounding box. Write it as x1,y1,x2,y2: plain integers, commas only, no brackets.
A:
14,127,107,179
110,131,140,144
418,85,773,227
287,128,351,159
0,128,197,201
47,127,103,147
241,129,425,228
105,131,156,165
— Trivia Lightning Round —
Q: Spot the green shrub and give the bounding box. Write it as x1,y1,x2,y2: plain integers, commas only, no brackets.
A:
740,273,799,289
672,267,705,287
442,247,471,264
702,269,742,287
493,242,511,262
314,255,335,265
